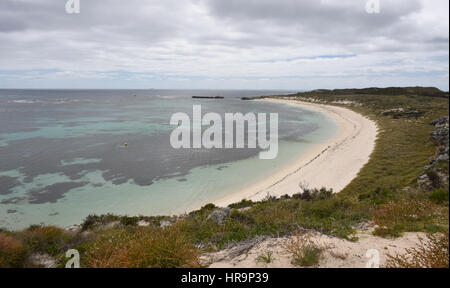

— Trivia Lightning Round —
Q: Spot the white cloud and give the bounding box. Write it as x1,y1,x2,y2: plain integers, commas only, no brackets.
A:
0,0,448,90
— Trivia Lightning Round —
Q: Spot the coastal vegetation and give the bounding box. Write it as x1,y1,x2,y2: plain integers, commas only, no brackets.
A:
283,232,328,267
386,233,449,268
255,250,276,265
0,87,448,268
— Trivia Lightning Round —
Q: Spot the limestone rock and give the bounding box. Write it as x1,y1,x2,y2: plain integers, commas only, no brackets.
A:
207,208,231,224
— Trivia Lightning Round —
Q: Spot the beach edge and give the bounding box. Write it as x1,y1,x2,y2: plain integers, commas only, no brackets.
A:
214,98,379,206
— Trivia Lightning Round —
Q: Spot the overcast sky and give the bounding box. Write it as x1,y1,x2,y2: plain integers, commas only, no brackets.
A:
0,0,448,90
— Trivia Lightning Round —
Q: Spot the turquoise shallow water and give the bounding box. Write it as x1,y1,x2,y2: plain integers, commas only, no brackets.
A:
0,89,338,230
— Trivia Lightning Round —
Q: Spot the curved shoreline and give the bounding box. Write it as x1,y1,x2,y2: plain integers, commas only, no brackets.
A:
215,98,378,206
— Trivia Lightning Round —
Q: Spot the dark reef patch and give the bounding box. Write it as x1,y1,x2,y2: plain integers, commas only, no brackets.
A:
28,181,88,204
0,176,20,195
1,196,26,205
216,166,228,171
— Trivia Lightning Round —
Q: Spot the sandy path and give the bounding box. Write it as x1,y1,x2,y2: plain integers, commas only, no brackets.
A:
205,229,427,268
215,98,378,206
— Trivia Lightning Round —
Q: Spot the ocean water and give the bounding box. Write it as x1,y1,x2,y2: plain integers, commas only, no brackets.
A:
0,89,338,230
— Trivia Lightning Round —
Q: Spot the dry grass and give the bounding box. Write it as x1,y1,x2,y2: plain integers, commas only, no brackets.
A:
386,233,449,268
82,225,200,268
283,232,329,267
373,200,446,237
0,233,29,268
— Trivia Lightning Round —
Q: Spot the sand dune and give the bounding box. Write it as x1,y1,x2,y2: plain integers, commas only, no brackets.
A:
205,229,427,268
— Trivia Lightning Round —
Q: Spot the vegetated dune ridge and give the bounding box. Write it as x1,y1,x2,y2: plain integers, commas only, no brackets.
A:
215,98,378,206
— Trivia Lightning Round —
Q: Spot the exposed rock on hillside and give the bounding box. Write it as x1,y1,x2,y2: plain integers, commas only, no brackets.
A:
430,116,449,165
381,108,424,119
419,116,449,189
207,208,231,224
431,116,449,144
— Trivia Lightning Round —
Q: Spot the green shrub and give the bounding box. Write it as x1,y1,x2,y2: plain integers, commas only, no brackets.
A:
120,216,139,226
283,232,326,267
362,188,396,205
298,245,322,266
293,187,334,202
256,251,275,264
429,189,449,204
229,209,255,225
228,199,254,209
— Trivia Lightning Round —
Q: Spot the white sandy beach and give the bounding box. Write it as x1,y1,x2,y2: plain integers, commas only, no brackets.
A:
215,98,378,206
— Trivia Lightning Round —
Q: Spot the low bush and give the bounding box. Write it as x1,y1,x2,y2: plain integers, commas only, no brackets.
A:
386,233,449,268
120,216,139,226
82,225,200,268
293,187,334,202
256,251,275,264
429,188,449,204
228,199,254,209
0,233,29,268
283,232,327,267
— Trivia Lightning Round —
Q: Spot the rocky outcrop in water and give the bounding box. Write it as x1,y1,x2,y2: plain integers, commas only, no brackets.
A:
192,96,224,99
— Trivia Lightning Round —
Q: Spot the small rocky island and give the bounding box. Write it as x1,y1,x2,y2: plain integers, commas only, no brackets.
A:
192,96,224,99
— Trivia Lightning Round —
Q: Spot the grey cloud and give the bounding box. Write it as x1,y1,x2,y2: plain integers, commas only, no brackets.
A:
203,0,425,48
0,0,182,42
0,0,440,52
0,15,27,32
204,0,422,31
0,0,447,90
